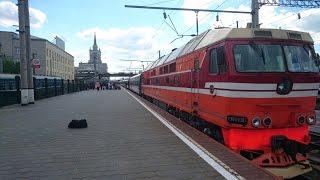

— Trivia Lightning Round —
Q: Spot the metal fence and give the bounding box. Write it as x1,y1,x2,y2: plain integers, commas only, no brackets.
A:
0,76,87,107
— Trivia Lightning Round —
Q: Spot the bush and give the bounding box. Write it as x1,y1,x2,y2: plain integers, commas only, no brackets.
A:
3,58,20,74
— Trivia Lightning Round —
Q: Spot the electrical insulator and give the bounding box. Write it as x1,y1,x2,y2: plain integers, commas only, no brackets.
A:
163,11,167,19
216,14,219,22
298,13,301,19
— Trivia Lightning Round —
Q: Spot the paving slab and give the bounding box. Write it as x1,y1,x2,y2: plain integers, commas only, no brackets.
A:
0,90,222,180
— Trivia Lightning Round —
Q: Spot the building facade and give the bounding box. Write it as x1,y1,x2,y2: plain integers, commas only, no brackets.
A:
0,31,74,80
77,33,108,74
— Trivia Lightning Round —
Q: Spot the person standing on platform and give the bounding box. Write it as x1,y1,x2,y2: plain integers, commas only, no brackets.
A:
95,81,101,91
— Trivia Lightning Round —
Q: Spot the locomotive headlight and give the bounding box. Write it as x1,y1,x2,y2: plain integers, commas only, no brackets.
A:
252,117,261,128
262,117,272,127
297,116,305,125
306,115,316,125
276,78,293,95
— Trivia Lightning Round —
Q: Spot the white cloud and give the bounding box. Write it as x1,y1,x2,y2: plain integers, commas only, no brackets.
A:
69,49,88,66
260,6,320,44
208,4,320,45
76,27,172,73
211,4,251,28
0,1,47,28
76,27,156,52
29,7,46,28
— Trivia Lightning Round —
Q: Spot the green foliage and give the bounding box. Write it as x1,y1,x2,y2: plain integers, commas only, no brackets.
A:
2,57,20,74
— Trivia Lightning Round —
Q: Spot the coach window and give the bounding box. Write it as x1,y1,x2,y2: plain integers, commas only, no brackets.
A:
160,67,164,74
175,75,180,86
164,65,169,74
169,63,176,73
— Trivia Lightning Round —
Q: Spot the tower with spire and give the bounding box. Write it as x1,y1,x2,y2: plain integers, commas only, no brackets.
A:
77,32,108,75
89,32,102,64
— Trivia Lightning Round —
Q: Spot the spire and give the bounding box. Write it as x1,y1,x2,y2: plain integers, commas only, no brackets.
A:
92,32,98,50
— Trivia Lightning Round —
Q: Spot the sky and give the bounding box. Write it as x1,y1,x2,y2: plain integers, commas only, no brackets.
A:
1,0,320,73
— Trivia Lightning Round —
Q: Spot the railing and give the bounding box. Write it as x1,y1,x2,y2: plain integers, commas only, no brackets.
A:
0,76,88,107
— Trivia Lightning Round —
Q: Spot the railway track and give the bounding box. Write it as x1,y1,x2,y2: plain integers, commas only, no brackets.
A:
309,130,320,167
166,101,320,179
298,126,320,180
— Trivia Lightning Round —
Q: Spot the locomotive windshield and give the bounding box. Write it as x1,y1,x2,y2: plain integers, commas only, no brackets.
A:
234,44,285,72
284,45,318,72
233,44,319,73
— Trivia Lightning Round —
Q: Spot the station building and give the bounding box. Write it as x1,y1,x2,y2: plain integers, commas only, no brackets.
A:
0,31,74,80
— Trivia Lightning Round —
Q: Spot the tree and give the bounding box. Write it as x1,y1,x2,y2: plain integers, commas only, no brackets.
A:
3,57,20,74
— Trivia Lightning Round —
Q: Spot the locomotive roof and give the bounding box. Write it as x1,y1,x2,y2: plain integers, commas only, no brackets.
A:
145,28,314,71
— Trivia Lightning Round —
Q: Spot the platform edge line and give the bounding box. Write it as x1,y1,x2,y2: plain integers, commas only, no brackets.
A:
124,89,244,180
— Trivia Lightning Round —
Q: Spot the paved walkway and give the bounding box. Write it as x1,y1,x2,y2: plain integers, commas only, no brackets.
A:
0,90,222,179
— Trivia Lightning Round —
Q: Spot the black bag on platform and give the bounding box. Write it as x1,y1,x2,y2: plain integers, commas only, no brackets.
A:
68,119,88,128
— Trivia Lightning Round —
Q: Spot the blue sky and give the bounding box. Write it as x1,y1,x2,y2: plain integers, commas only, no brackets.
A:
1,0,320,72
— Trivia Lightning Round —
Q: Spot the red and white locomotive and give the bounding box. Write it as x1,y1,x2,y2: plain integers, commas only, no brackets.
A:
128,28,319,178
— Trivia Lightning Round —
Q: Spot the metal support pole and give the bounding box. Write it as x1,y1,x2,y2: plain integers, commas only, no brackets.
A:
0,43,3,73
195,11,199,36
32,53,36,75
18,0,28,106
0,55,2,73
24,0,34,104
251,0,259,28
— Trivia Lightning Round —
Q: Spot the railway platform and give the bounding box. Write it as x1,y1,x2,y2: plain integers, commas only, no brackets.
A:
0,89,276,179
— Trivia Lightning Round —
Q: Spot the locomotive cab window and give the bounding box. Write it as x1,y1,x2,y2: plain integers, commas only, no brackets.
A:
209,46,226,74
194,59,200,72
284,45,318,73
234,44,285,72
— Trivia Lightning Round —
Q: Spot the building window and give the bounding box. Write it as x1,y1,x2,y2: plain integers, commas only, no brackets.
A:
15,47,20,55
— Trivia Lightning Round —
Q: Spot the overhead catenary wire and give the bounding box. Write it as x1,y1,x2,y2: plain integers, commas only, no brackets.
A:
181,0,230,34
138,0,183,63
167,14,179,35
140,0,232,60
262,7,312,28
145,0,178,6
